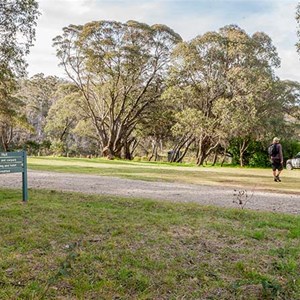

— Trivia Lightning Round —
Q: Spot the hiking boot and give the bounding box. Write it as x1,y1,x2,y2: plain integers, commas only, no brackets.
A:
276,176,281,182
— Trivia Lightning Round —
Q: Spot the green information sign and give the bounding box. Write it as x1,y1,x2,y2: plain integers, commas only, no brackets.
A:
0,151,28,201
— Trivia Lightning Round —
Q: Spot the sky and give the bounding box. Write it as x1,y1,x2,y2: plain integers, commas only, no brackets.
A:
26,0,300,82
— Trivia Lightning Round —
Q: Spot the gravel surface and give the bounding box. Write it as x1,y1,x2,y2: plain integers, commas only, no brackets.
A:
1,170,300,214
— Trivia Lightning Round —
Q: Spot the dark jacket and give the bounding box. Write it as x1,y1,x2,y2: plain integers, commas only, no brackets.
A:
271,143,283,162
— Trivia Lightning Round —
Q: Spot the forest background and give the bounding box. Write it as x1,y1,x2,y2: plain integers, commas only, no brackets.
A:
1,0,300,167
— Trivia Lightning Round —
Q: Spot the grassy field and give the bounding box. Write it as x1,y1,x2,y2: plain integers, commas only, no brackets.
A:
1,188,300,299
28,156,300,194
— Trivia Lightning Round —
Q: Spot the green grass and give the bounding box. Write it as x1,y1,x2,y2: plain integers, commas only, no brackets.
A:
1,188,300,299
28,156,300,193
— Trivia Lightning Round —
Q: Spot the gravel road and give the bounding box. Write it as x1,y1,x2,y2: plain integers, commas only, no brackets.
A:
1,170,300,214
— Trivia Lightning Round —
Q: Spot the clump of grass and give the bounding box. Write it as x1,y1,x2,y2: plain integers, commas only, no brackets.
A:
0,188,300,299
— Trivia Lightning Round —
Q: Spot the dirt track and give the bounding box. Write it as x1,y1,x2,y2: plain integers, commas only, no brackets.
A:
1,170,300,214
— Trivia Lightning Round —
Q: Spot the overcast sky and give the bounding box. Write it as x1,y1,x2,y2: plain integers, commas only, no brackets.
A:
27,0,300,82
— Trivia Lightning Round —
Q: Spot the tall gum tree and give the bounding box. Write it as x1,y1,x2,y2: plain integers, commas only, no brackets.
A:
165,25,280,166
0,0,39,151
0,0,39,78
53,20,182,159
44,84,86,155
18,74,62,144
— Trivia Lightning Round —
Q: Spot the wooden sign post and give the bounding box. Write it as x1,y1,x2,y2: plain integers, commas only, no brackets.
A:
0,151,28,201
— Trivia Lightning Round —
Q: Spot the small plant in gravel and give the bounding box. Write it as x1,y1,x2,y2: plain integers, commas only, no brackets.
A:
233,188,254,209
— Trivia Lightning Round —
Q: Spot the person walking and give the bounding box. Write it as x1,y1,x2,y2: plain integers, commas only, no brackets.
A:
269,137,283,182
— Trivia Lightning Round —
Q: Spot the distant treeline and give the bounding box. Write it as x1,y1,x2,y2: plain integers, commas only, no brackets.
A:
1,3,299,166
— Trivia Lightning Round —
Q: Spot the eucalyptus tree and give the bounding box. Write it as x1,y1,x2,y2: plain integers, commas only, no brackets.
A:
0,0,39,151
44,84,91,155
277,80,300,125
269,80,300,142
0,80,31,151
215,78,300,166
0,0,39,78
166,25,280,165
18,74,62,144
53,20,182,159
45,84,79,142
136,99,175,161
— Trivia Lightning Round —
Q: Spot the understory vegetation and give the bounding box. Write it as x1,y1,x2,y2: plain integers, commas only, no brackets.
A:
1,189,300,299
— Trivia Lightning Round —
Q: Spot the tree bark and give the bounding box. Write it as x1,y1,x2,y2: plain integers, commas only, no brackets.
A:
239,139,249,167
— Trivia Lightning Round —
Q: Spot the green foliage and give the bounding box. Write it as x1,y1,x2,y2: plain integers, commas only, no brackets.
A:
1,14,298,163
0,0,40,78
248,141,271,168
166,25,281,165
24,139,51,155
50,139,65,156
281,139,300,162
24,140,39,154
53,20,182,158
44,86,81,141
227,134,300,169
229,138,270,167
0,1,40,150
248,152,270,168
0,78,33,151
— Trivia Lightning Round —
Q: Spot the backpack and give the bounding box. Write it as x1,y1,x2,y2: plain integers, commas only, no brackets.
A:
268,143,278,157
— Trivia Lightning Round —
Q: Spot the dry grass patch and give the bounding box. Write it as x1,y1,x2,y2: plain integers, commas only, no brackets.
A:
28,156,300,193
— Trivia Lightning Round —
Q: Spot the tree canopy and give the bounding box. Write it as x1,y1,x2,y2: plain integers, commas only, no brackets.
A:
165,25,281,165
1,12,299,164
0,0,40,78
53,20,182,158
0,0,40,151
